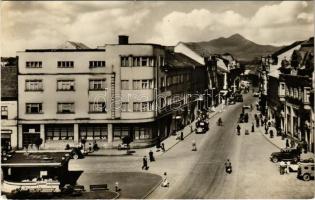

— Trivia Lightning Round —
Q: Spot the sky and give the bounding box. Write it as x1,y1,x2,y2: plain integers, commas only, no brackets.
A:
1,1,314,56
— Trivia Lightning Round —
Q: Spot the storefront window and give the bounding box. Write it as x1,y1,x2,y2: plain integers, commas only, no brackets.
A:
45,124,74,140
134,127,152,140
79,124,107,140
114,126,130,140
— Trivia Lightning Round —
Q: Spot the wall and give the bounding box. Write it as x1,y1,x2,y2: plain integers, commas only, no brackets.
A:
174,43,205,65
1,101,18,148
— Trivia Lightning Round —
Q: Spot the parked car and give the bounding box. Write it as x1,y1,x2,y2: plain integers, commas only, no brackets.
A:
253,92,260,97
297,162,314,181
118,143,130,150
235,94,243,102
70,147,85,160
289,158,314,172
270,148,300,163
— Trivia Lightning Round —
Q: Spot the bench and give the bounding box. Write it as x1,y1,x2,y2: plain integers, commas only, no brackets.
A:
90,184,108,191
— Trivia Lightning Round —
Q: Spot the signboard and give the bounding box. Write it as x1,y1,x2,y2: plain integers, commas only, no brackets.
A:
29,129,36,133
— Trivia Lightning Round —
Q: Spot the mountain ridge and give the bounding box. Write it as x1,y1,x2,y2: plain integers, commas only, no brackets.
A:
186,33,283,62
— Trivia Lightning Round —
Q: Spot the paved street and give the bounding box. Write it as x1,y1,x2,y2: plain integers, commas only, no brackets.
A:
69,92,314,199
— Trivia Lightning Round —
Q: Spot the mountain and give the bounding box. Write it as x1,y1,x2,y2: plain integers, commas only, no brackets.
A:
185,33,283,62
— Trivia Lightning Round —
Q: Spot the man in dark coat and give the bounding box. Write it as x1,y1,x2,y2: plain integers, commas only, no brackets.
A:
142,156,148,170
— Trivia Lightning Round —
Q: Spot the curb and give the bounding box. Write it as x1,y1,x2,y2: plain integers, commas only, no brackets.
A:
142,176,163,199
159,111,220,155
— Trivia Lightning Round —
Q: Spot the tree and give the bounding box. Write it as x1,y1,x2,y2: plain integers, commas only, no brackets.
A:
34,137,43,150
122,136,133,154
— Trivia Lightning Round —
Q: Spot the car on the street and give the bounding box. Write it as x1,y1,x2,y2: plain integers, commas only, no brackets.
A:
69,147,85,159
253,92,260,97
195,120,209,134
235,94,243,102
242,105,251,109
297,162,314,181
289,158,314,172
270,148,300,163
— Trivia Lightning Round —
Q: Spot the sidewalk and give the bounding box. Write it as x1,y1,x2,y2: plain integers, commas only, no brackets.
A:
250,109,314,160
87,104,223,157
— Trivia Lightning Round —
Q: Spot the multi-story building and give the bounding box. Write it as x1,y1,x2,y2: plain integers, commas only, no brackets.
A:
266,37,314,153
1,58,18,149
17,36,208,149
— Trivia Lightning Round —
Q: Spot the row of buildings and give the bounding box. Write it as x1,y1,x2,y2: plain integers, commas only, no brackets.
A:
1,35,240,150
260,37,314,153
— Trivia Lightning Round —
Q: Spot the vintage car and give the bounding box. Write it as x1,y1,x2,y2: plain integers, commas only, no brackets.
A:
270,148,300,163
297,161,314,181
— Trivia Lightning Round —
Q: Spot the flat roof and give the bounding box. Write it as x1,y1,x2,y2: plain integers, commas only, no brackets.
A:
21,49,105,52
1,152,71,167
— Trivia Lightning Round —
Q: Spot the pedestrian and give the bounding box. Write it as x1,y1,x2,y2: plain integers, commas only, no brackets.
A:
237,125,241,135
250,104,253,111
161,172,169,187
88,143,93,152
180,131,184,141
251,123,255,132
279,160,285,175
161,143,165,152
190,124,193,133
285,162,290,174
265,126,268,134
286,139,290,148
290,139,295,148
142,156,148,170
192,139,197,151
156,137,161,152
149,150,155,162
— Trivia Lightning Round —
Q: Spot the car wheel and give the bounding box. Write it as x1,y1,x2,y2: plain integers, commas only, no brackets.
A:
303,173,311,181
73,154,79,160
272,157,278,163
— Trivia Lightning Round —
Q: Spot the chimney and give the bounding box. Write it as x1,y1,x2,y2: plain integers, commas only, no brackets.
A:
118,35,129,45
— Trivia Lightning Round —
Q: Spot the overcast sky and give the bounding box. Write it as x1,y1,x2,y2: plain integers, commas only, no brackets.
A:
1,1,314,56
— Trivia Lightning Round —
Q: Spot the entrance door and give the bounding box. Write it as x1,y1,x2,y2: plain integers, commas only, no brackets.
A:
22,124,40,148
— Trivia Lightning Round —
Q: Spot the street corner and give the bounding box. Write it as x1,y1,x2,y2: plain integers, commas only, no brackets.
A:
75,171,162,199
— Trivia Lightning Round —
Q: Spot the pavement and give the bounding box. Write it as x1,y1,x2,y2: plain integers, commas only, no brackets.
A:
249,106,314,160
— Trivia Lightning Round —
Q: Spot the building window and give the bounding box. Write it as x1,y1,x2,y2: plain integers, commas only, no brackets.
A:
79,124,108,140
26,103,42,114
160,77,165,88
1,106,8,119
25,80,43,91
89,61,106,68
45,124,74,140
134,127,152,140
121,80,129,90
57,61,74,68
141,80,153,89
89,79,106,90
121,57,129,67
294,88,298,98
57,103,74,113
121,102,129,112
26,61,42,68
142,102,153,112
141,57,148,67
114,126,129,140
304,87,311,103
57,80,75,91
89,102,106,113
133,57,141,67
133,102,141,112
133,80,141,90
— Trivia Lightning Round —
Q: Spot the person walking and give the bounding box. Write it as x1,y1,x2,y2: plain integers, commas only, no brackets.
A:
192,139,197,151
161,172,169,187
279,160,285,175
286,139,290,148
237,125,241,135
180,131,184,141
161,143,165,152
149,150,155,162
142,156,148,170
251,123,255,132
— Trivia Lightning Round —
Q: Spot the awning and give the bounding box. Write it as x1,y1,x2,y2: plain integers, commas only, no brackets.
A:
1,130,12,139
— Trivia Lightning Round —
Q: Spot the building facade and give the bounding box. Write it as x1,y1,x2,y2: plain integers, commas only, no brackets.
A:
16,36,208,150
1,60,18,150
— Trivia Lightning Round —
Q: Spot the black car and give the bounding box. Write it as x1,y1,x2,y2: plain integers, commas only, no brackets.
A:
270,148,300,163
70,147,85,159
235,94,243,102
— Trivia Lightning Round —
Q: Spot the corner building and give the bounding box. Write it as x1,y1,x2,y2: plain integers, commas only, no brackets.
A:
17,37,207,149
